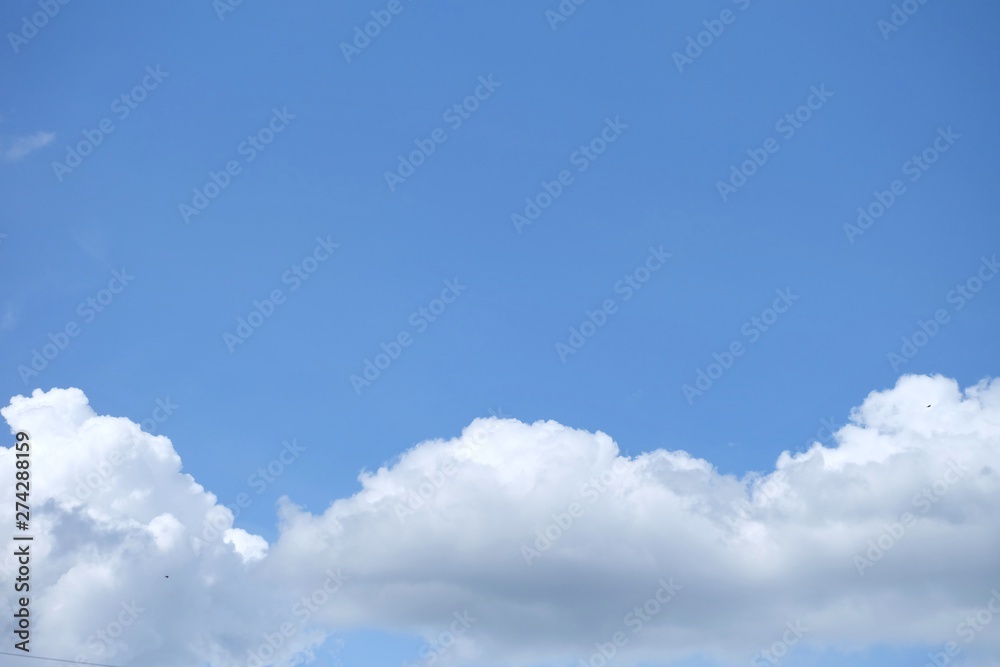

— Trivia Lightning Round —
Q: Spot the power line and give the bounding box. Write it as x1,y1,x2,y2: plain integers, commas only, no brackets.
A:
0,651,122,667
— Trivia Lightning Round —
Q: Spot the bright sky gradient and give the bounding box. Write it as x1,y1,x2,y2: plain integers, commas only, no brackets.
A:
1,1,999,666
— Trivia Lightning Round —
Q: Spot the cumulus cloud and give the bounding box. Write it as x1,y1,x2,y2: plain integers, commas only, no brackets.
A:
0,389,328,666
2,374,999,666
2,130,55,161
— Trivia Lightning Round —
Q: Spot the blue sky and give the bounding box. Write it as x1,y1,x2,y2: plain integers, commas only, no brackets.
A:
1,1,999,666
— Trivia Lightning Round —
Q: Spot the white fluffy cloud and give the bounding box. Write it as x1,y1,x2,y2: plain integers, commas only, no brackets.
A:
2,374,999,666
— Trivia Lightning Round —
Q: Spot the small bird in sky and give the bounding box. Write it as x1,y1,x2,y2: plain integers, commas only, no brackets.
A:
927,404,932,408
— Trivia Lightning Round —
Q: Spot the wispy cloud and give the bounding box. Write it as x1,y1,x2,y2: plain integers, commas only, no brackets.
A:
1,302,17,331
4,130,55,161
